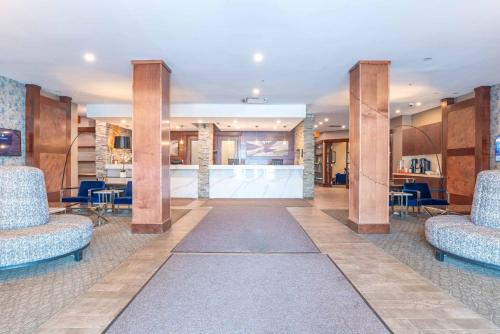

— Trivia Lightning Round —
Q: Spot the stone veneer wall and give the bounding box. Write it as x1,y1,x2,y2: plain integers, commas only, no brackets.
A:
95,120,132,178
198,123,214,198
303,113,315,198
0,75,26,166
294,121,304,165
491,84,500,170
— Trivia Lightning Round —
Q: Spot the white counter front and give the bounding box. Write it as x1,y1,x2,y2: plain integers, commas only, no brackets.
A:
209,165,303,198
170,165,198,198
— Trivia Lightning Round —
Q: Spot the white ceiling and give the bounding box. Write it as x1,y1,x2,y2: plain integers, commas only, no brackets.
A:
1,0,500,123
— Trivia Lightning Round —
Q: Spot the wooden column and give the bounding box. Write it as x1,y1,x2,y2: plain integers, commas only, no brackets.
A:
348,61,390,234
131,60,171,233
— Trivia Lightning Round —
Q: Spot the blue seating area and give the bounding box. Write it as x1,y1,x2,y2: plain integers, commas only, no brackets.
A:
335,173,347,185
402,182,448,212
113,181,132,206
61,180,106,205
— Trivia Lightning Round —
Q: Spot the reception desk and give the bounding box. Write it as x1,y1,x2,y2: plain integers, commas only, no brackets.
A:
170,165,198,198
209,165,303,198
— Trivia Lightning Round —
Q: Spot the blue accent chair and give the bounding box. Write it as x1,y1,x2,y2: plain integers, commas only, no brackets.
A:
335,173,347,185
403,182,449,213
61,180,106,205
113,181,132,206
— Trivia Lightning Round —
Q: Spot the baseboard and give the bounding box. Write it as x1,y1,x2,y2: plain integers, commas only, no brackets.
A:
346,220,390,234
132,218,172,234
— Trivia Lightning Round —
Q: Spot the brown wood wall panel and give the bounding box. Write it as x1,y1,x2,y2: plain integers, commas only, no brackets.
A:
170,131,198,164
25,86,72,200
441,87,491,205
447,105,475,149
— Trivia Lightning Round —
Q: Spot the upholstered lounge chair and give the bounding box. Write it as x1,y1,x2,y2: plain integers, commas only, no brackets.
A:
403,182,449,213
0,166,93,270
113,181,132,206
425,170,500,268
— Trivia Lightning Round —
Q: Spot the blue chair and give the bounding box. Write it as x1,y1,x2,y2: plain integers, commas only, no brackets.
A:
335,173,347,185
113,181,132,206
403,182,449,213
61,180,106,205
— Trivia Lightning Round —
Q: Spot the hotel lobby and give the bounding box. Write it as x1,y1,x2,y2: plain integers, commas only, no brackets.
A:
1,1,500,333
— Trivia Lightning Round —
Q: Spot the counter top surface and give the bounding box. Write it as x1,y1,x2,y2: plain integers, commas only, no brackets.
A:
170,165,199,170
393,172,443,179
209,165,304,170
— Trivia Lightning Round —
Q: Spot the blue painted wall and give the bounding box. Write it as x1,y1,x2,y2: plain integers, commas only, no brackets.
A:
0,75,26,165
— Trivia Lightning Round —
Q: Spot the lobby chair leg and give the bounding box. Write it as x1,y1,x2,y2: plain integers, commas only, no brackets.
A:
435,250,445,262
74,249,83,262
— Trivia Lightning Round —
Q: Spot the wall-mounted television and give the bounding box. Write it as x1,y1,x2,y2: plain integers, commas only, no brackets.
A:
496,135,500,162
0,128,21,156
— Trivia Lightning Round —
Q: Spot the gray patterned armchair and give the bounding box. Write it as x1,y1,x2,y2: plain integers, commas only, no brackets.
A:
425,170,500,268
0,166,93,269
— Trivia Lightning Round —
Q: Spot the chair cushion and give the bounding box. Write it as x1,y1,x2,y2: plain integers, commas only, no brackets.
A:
61,196,89,203
471,170,500,229
114,197,132,205
78,181,106,197
425,215,500,266
0,214,93,267
0,166,49,230
403,183,432,199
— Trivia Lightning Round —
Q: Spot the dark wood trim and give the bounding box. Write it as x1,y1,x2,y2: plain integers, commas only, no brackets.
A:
449,194,474,205
25,84,41,166
447,98,474,112
60,96,72,188
78,127,96,133
440,97,454,193
346,220,390,234
474,86,491,173
447,148,475,156
131,219,171,234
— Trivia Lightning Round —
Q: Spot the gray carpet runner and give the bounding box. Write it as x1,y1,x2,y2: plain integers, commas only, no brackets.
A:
173,206,319,253
106,254,389,334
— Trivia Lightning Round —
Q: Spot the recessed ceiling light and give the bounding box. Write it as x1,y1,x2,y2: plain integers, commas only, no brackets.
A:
319,121,323,125
197,119,203,123
83,52,96,63
253,52,264,63
175,125,180,129
395,109,401,114
276,120,281,124
416,102,422,106
273,125,277,129
252,88,260,96
121,119,126,124
233,120,238,124
314,125,318,128
236,125,241,129
324,118,329,122
341,125,346,129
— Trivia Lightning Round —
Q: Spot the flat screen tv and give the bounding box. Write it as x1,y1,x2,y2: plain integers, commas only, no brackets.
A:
496,135,500,162
0,128,21,156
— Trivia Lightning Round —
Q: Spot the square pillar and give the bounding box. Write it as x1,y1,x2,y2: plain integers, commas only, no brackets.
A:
348,61,390,234
131,60,171,233
303,113,315,199
198,123,214,199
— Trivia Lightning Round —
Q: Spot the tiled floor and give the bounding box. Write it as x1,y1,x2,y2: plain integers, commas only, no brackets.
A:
34,190,500,333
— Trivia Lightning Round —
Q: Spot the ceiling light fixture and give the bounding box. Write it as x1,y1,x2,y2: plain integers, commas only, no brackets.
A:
324,118,329,122
276,120,281,124
253,52,264,63
319,121,323,125
314,125,318,128
395,109,401,114
179,139,184,145
273,125,277,130
341,125,346,129
233,120,238,124
197,119,203,123
416,102,422,106
83,52,96,63
121,119,126,124
252,88,260,96
175,125,180,129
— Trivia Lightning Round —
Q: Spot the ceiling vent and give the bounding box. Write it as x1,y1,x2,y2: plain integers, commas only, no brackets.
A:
241,97,268,104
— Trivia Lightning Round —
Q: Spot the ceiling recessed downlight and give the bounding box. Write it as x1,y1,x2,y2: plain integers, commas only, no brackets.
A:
416,102,422,106
276,120,281,124
121,119,127,124
197,119,203,123
395,109,401,114
252,88,260,96
314,125,318,128
233,120,238,124
341,125,346,129
319,121,323,125
324,118,329,122
83,52,96,62
253,52,264,63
